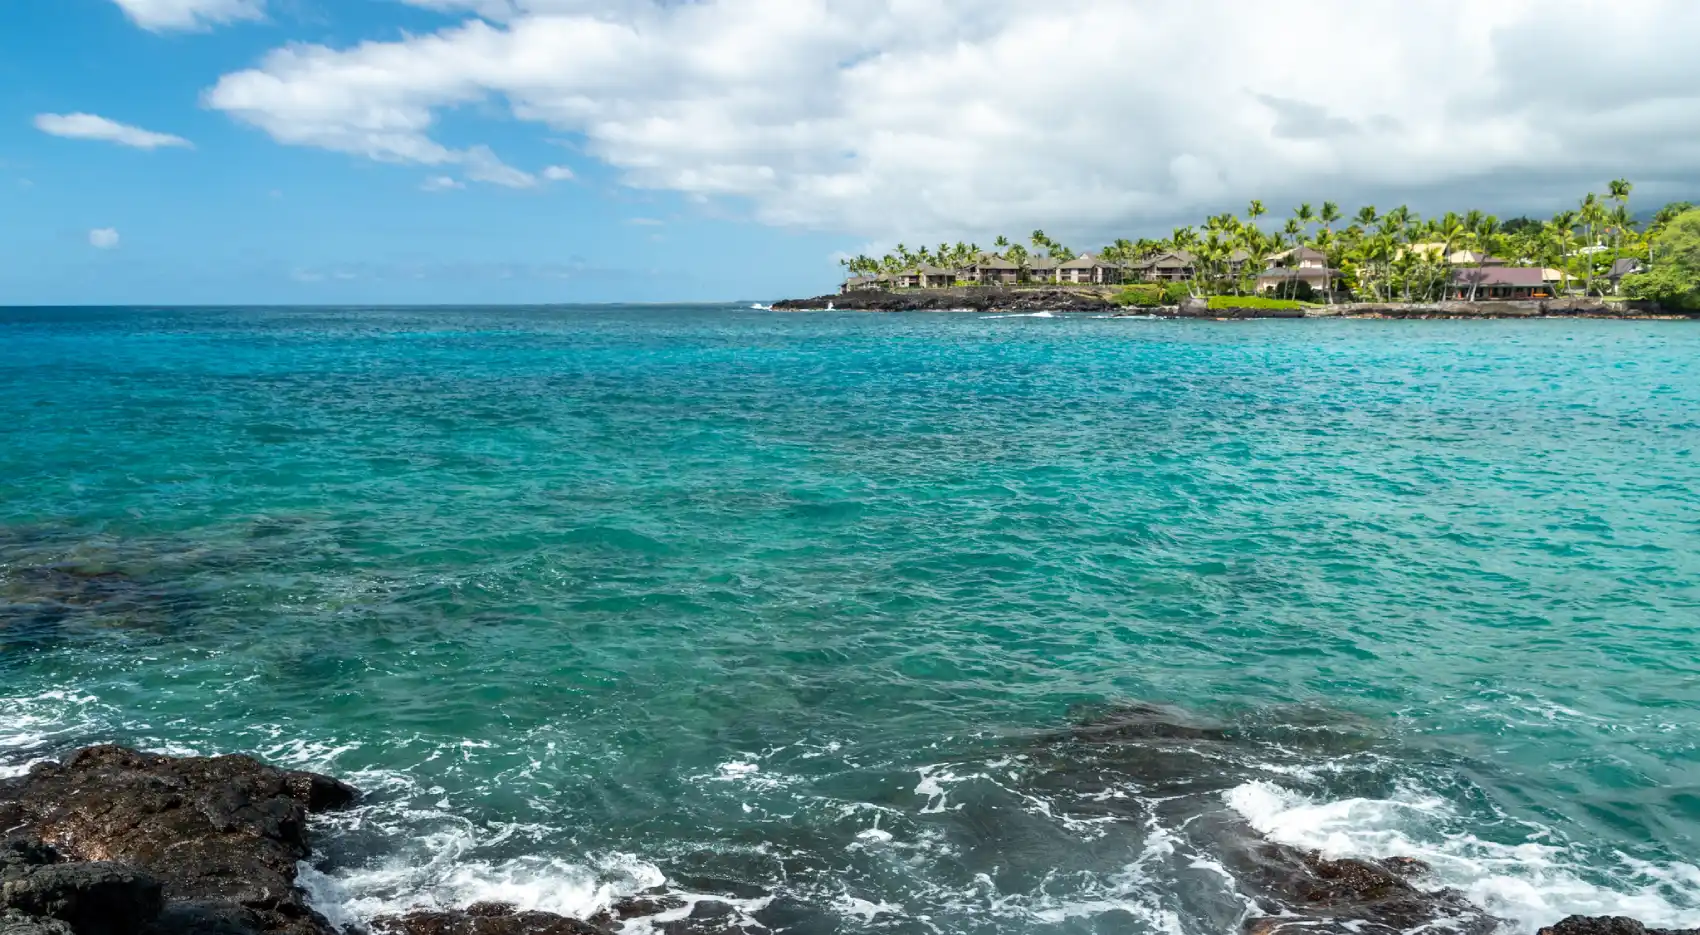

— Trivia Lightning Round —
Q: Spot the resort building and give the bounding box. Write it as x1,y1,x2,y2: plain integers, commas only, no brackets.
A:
962,255,1022,285
1451,267,1550,300
1057,254,1120,284
1255,247,1337,294
1137,251,1197,282
1027,257,1061,283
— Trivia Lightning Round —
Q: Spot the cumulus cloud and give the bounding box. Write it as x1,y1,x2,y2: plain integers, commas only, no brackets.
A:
89,228,121,249
421,175,466,191
35,113,193,150
542,165,575,181
110,0,265,31
204,0,1700,242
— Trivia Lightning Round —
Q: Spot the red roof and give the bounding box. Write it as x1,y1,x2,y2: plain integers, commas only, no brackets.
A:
1452,267,1546,288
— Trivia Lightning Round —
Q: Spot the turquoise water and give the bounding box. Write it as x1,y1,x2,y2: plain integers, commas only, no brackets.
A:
2,305,1698,934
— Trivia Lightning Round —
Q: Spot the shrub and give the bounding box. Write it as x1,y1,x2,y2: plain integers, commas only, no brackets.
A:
1205,295,1310,311
1623,268,1700,311
1162,282,1193,304
1111,284,1167,307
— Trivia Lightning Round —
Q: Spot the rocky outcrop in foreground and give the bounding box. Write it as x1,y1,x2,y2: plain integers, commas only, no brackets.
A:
1,745,357,935
2,744,1692,935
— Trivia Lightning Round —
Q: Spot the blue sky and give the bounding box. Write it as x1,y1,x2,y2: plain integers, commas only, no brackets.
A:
4,0,1697,305
0,0,848,304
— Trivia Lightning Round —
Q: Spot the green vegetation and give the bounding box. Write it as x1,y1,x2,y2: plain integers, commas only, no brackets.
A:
1206,295,1311,311
841,182,1700,307
1623,208,1700,311
1111,283,1190,307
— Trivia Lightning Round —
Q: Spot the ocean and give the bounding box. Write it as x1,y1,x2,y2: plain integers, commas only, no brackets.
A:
2,304,1697,935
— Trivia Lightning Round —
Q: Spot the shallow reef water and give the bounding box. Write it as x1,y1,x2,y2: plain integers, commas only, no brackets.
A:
2,305,1698,934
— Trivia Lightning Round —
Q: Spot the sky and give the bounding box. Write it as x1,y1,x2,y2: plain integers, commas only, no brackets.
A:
3,0,1699,305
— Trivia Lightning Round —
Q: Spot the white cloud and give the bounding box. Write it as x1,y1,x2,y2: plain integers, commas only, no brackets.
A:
542,165,574,181
35,113,193,150
422,175,466,191
89,228,121,249
110,0,264,31
204,0,1700,242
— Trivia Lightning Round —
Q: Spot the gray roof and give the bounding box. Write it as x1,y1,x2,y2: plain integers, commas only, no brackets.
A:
974,256,1020,270
1058,254,1108,269
1149,251,1196,269
1608,258,1644,278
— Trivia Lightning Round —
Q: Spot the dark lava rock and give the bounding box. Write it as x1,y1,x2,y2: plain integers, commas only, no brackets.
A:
1,862,163,935
370,903,610,935
0,746,357,935
1538,917,1700,935
0,842,59,874
581,891,697,931
1238,847,1494,935
1,911,76,935
656,901,764,935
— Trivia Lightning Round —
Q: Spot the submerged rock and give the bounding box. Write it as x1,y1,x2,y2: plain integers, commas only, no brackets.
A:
371,903,609,935
0,746,356,935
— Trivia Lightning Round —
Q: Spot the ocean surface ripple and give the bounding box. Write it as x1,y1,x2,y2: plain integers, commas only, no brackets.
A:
2,305,1698,934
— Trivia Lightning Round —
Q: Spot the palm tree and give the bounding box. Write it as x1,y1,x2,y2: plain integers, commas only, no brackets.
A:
1006,244,1031,283
1606,179,1633,287
1549,210,1581,295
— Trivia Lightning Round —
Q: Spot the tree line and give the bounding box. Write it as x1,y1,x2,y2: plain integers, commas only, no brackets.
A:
841,182,1698,304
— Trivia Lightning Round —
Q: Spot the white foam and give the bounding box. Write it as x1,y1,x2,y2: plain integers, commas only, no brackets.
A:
1225,780,1700,934
298,844,665,928
835,896,900,921
0,758,50,779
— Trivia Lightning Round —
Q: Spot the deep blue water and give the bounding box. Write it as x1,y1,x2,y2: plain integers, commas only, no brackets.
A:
2,305,1698,934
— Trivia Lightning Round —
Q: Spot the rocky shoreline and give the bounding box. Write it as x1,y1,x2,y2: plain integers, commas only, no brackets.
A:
3,742,1692,935
771,289,1690,319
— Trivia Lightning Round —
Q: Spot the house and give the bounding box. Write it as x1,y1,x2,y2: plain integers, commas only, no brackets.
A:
1027,257,1061,284
1142,251,1197,282
918,265,957,288
1450,250,1507,267
1057,254,1118,284
840,276,881,294
891,268,924,289
1399,244,1505,266
1256,247,1336,294
1608,257,1645,292
1265,246,1329,269
963,255,1022,285
1452,266,1549,300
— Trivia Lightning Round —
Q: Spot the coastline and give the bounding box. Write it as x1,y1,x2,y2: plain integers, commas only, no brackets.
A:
5,732,1693,935
771,289,1690,319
